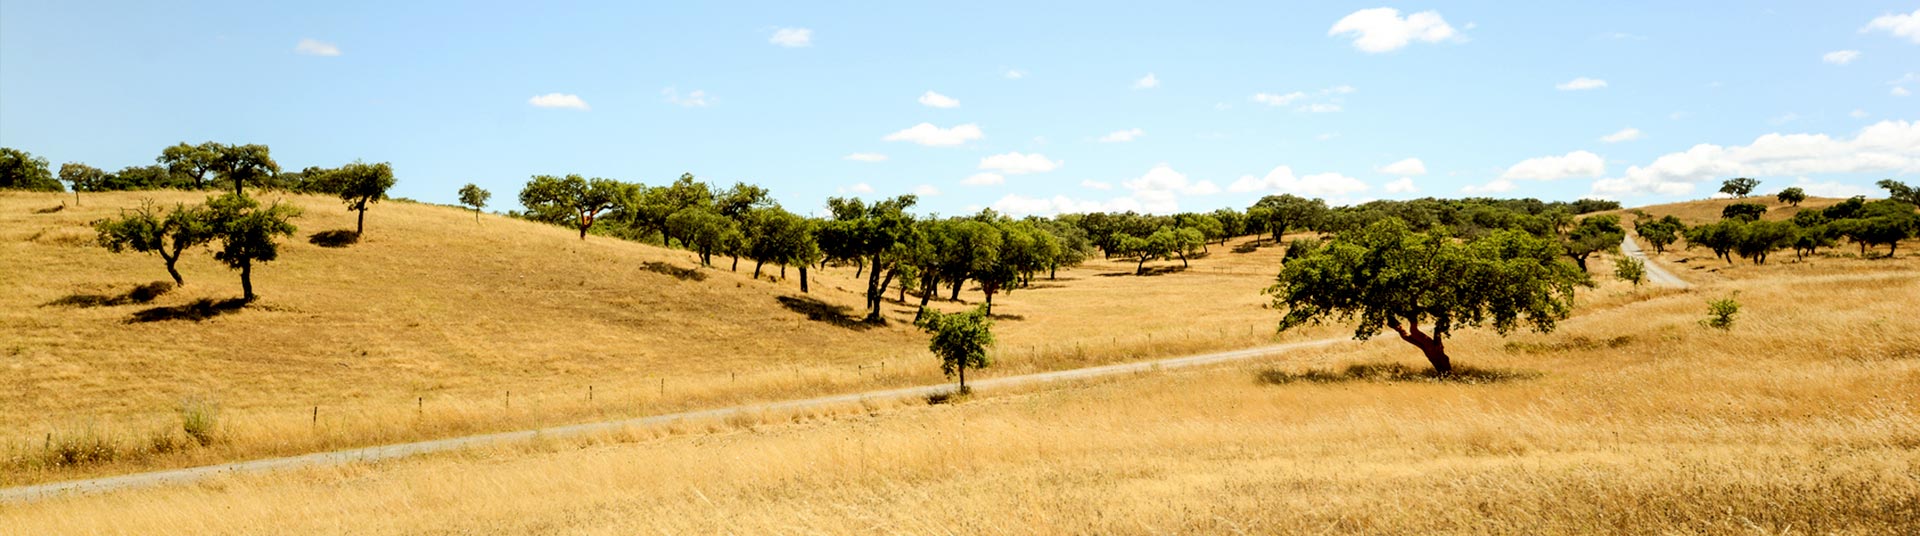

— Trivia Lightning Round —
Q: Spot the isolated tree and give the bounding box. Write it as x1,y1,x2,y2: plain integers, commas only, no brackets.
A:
1721,202,1767,222
58,163,106,205
1251,194,1328,242
206,194,301,301
1878,179,1918,207
1776,187,1807,207
519,174,631,239
1634,216,1684,253
915,305,994,393
157,142,222,189
326,161,396,235
1564,215,1624,272
1719,177,1760,198
457,183,490,222
1614,256,1646,286
1268,219,1588,374
1,147,60,191
93,201,217,285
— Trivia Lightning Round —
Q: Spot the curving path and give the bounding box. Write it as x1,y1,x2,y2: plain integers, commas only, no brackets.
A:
1,338,1342,503
1621,233,1691,288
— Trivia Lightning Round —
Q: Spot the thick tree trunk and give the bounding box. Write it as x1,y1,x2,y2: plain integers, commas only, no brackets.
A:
1177,251,1189,267
1049,265,1056,280
1136,257,1147,275
798,266,810,293
1389,320,1451,375
984,292,994,316
240,261,255,302
753,260,765,279
578,225,588,240
356,208,366,235
915,278,934,321
949,278,964,301
863,255,885,322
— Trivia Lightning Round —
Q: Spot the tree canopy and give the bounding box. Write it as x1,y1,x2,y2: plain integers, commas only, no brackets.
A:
1719,177,1761,198
1,147,60,192
915,305,995,393
519,174,633,239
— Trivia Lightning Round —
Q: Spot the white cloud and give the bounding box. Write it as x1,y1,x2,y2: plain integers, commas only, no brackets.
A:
883,123,984,147
841,183,874,194
1863,9,1920,44
961,173,1005,186
1600,127,1644,143
1229,166,1370,197
1822,50,1862,65
844,153,887,162
293,38,340,57
1790,177,1871,198
1462,179,1517,194
1328,8,1462,53
1501,150,1605,180
1099,128,1145,143
1895,86,1912,97
1378,158,1428,176
1080,180,1113,190
1298,103,1343,113
918,91,960,108
1384,177,1419,194
913,184,942,196
1590,120,1920,197
1124,164,1218,196
1251,91,1307,106
1003,69,1026,79
1133,73,1160,89
1556,77,1608,91
1852,109,1871,119
978,152,1061,174
662,87,711,107
770,28,812,47
997,165,1220,215
528,93,589,110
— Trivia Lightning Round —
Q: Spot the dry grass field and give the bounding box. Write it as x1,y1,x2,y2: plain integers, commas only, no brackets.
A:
0,190,1319,485
4,227,1917,534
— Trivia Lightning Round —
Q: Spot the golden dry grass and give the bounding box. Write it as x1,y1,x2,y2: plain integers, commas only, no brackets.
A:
0,190,1320,484
5,248,1916,534
1616,197,1920,287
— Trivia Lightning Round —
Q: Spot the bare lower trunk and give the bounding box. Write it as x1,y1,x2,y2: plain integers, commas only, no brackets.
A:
1389,319,1451,374
754,260,765,279
161,251,185,286
730,255,738,272
863,257,884,322
1136,257,1147,274
356,208,366,235
915,278,934,321
240,261,255,302
949,278,964,301
957,364,968,393
799,266,810,293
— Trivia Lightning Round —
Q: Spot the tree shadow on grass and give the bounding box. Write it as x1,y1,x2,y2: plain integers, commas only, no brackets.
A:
43,282,175,308
307,230,360,248
777,295,878,331
1258,362,1540,386
1232,240,1272,254
642,261,707,282
1095,265,1189,277
127,298,249,323
32,204,65,214
987,313,1026,321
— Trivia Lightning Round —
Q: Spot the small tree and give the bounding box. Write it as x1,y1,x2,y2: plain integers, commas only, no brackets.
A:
915,305,994,393
1702,294,1739,330
207,194,301,301
1564,215,1624,272
1613,256,1646,286
1776,187,1807,207
458,184,491,222
1719,177,1760,198
93,201,217,285
58,163,106,205
325,161,396,235
214,144,279,196
1635,216,1683,254
1721,202,1767,222
519,174,632,239
1268,219,1589,374
1878,179,1918,207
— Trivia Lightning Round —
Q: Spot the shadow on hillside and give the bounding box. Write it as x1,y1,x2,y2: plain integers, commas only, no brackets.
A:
44,282,175,308
308,230,360,248
32,204,65,214
777,295,878,331
127,298,248,323
1096,265,1189,277
1258,362,1540,386
1233,239,1272,254
642,261,707,281
987,313,1026,321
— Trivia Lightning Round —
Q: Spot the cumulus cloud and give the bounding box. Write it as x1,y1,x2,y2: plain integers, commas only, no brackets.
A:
528,93,589,110
770,28,812,47
1556,77,1608,91
991,194,1134,216
978,152,1061,174
918,91,959,108
1896,86,1913,97
1863,9,1920,44
294,38,340,57
662,87,711,107
1590,120,1920,197
1822,50,1862,65
1328,8,1462,53
1501,151,1605,180
1228,166,1370,197
1251,92,1308,106
844,153,887,162
913,184,942,196
961,173,1005,186
1787,177,1871,198
1378,158,1428,176
884,123,984,146
1133,73,1160,89
1601,128,1644,143
1099,128,1145,143
1383,177,1419,194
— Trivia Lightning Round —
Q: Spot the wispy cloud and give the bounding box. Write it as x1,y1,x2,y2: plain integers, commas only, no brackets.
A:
770,27,812,47
1556,77,1608,91
294,38,340,57
528,93,589,110
883,123,984,147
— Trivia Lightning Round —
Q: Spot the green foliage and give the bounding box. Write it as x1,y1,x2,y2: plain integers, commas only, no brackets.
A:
1721,202,1767,222
1250,194,1329,241
1732,220,1795,264
1702,295,1740,330
1282,237,1323,265
93,201,218,285
206,193,302,301
457,183,491,220
1,147,61,191
1719,177,1760,198
519,174,634,239
215,144,279,195
322,161,397,234
1268,218,1589,373
1775,187,1807,207
1879,179,1918,207
1613,256,1646,286
1564,215,1624,271
666,206,738,266
914,305,995,392
820,195,919,321
177,398,220,446
57,163,107,202
1634,215,1685,253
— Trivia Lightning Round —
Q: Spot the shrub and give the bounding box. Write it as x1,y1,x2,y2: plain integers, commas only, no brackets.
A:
179,398,220,446
1702,294,1740,330
1613,257,1646,286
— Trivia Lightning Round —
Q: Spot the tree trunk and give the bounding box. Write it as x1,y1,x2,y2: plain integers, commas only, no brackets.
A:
799,266,810,293
240,261,255,302
1049,265,1056,280
475,208,481,222
984,291,994,316
957,363,968,393
854,259,864,279
730,255,738,272
162,252,185,286
949,278,964,301
863,256,884,322
74,190,80,206
1177,251,1189,267
915,278,934,321
754,259,765,279
780,264,787,278
1136,257,1147,275
233,177,243,196
356,208,366,235
578,225,588,240
1389,320,1451,375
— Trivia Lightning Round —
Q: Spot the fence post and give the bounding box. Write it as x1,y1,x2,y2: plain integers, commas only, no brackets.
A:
589,385,594,403
312,406,318,426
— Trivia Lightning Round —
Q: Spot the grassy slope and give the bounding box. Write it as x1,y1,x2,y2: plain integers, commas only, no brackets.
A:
6,198,1917,534
0,190,1315,483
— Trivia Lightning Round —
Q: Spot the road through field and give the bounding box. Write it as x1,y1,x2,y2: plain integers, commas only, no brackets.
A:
1621,234,1692,288
1,338,1344,503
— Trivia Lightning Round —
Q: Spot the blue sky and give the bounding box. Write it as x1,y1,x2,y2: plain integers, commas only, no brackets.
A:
2,1,1916,216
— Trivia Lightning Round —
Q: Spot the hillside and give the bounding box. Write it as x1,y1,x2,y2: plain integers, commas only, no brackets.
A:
1617,196,1919,285
0,190,1311,483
